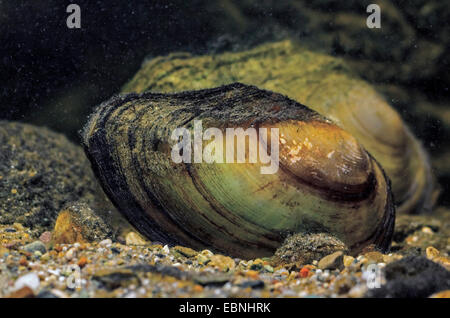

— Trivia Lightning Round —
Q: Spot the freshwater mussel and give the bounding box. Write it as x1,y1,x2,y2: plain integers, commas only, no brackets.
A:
83,83,395,259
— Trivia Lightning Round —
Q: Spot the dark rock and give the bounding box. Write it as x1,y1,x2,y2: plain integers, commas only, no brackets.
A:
111,247,121,254
92,268,140,290
192,274,232,287
238,280,265,289
367,256,450,298
37,290,60,298
126,264,188,280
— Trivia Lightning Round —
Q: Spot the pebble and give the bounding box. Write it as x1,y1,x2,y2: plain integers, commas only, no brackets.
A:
39,231,52,244
52,210,86,244
425,246,440,260
209,254,235,271
364,251,384,264
77,256,88,268
318,251,344,270
299,266,310,278
343,255,355,267
263,265,274,273
23,241,47,254
238,280,265,289
421,226,434,234
125,231,149,246
7,286,35,298
14,272,40,291
193,273,231,286
172,246,198,258
65,247,77,260
200,249,214,257
92,268,140,290
1,221,443,298
196,253,210,265
99,239,112,247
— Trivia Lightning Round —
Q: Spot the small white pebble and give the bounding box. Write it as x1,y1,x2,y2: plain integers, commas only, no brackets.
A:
99,239,112,247
48,269,60,276
14,272,40,291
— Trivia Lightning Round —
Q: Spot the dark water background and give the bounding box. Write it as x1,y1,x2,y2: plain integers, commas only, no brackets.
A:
1,0,449,204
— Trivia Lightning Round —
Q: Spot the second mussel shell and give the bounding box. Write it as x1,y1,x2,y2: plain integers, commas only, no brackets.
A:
83,83,394,259
122,40,435,215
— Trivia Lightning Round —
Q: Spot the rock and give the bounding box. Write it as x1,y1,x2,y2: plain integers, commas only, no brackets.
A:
209,255,235,271
36,290,60,298
172,246,198,258
14,272,40,292
364,251,384,264
273,233,348,266
263,265,274,273
426,246,440,260
7,286,35,298
343,255,355,267
238,280,265,289
125,231,149,246
250,259,264,271
367,256,450,298
52,202,113,244
125,264,188,280
39,231,52,244
196,254,210,265
192,273,231,287
65,247,77,260
0,121,105,233
99,238,112,247
23,241,46,254
318,251,344,270
77,256,88,268
92,268,140,290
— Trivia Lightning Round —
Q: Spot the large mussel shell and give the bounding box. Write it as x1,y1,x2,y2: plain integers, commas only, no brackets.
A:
83,83,394,258
122,40,435,215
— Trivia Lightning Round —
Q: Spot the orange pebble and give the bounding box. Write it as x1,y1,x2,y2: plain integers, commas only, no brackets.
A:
246,270,259,279
77,256,88,268
300,267,309,278
193,284,203,293
19,256,28,266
